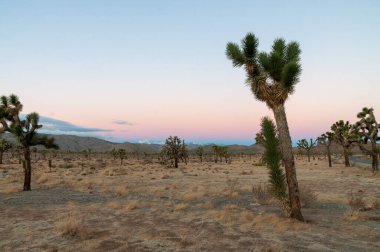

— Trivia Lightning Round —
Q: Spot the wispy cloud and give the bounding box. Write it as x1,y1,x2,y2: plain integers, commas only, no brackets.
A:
37,116,112,136
113,120,133,125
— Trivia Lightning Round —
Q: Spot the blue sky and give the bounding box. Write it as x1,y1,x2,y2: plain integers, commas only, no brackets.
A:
1,0,379,145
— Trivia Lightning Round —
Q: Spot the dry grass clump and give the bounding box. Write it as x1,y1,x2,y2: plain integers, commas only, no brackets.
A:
114,185,128,196
174,203,188,211
347,190,366,213
125,200,139,210
181,187,206,201
238,210,255,223
299,184,318,208
252,213,308,233
106,201,124,209
55,212,84,237
368,198,380,209
252,183,273,204
36,173,49,184
223,178,239,198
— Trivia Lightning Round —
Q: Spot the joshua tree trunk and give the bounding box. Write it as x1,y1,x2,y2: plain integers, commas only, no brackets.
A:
174,157,178,168
273,104,304,221
371,142,379,172
0,151,3,164
23,147,32,191
343,148,350,167
327,146,332,167
307,150,310,162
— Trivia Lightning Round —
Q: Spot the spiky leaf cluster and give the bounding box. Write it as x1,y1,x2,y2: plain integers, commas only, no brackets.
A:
297,138,317,151
226,33,302,108
355,107,379,144
330,120,359,148
317,132,334,147
260,117,287,199
0,94,58,150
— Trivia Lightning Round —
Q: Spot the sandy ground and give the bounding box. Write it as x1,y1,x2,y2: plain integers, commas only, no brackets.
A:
0,155,379,251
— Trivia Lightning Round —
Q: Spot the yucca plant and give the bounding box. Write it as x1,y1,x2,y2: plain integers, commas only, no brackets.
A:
355,107,379,173
260,117,288,201
317,132,334,167
297,138,317,162
0,94,58,191
226,33,303,220
331,120,359,167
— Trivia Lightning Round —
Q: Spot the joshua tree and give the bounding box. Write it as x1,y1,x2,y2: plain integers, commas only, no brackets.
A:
331,120,358,167
116,149,127,165
260,117,289,215
110,148,118,160
317,132,334,167
212,145,219,163
220,146,230,163
195,146,204,163
0,94,58,191
255,132,265,145
0,138,12,164
181,139,189,165
226,33,304,220
160,136,187,168
355,107,379,173
297,138,317,162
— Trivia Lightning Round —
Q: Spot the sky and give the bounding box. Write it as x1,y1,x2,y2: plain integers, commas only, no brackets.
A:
1,0,379,145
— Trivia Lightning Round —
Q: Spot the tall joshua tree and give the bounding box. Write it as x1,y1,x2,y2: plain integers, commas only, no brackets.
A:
317,132,334,167
0,138,12,164
355,107,379,173
297,138,317,162
331,120,358,167
226,33,304,220
0,94,58,191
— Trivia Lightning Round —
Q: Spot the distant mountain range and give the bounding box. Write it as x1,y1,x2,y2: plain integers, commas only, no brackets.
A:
1,133,374,155
0,133,264,154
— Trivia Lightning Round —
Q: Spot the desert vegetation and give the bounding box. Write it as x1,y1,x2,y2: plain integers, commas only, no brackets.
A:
226,33,304,220
0,31,379,251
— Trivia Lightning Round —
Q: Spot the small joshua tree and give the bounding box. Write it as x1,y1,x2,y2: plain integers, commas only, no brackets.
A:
0,94,58,191
260,117,289,215
0,138,12,164
116,149,127,165
161,136,187,168
355,107,379,173
195,146,204,163
297,138,317,162
331,120,359,167
317,132,334,167
110,148,118,160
